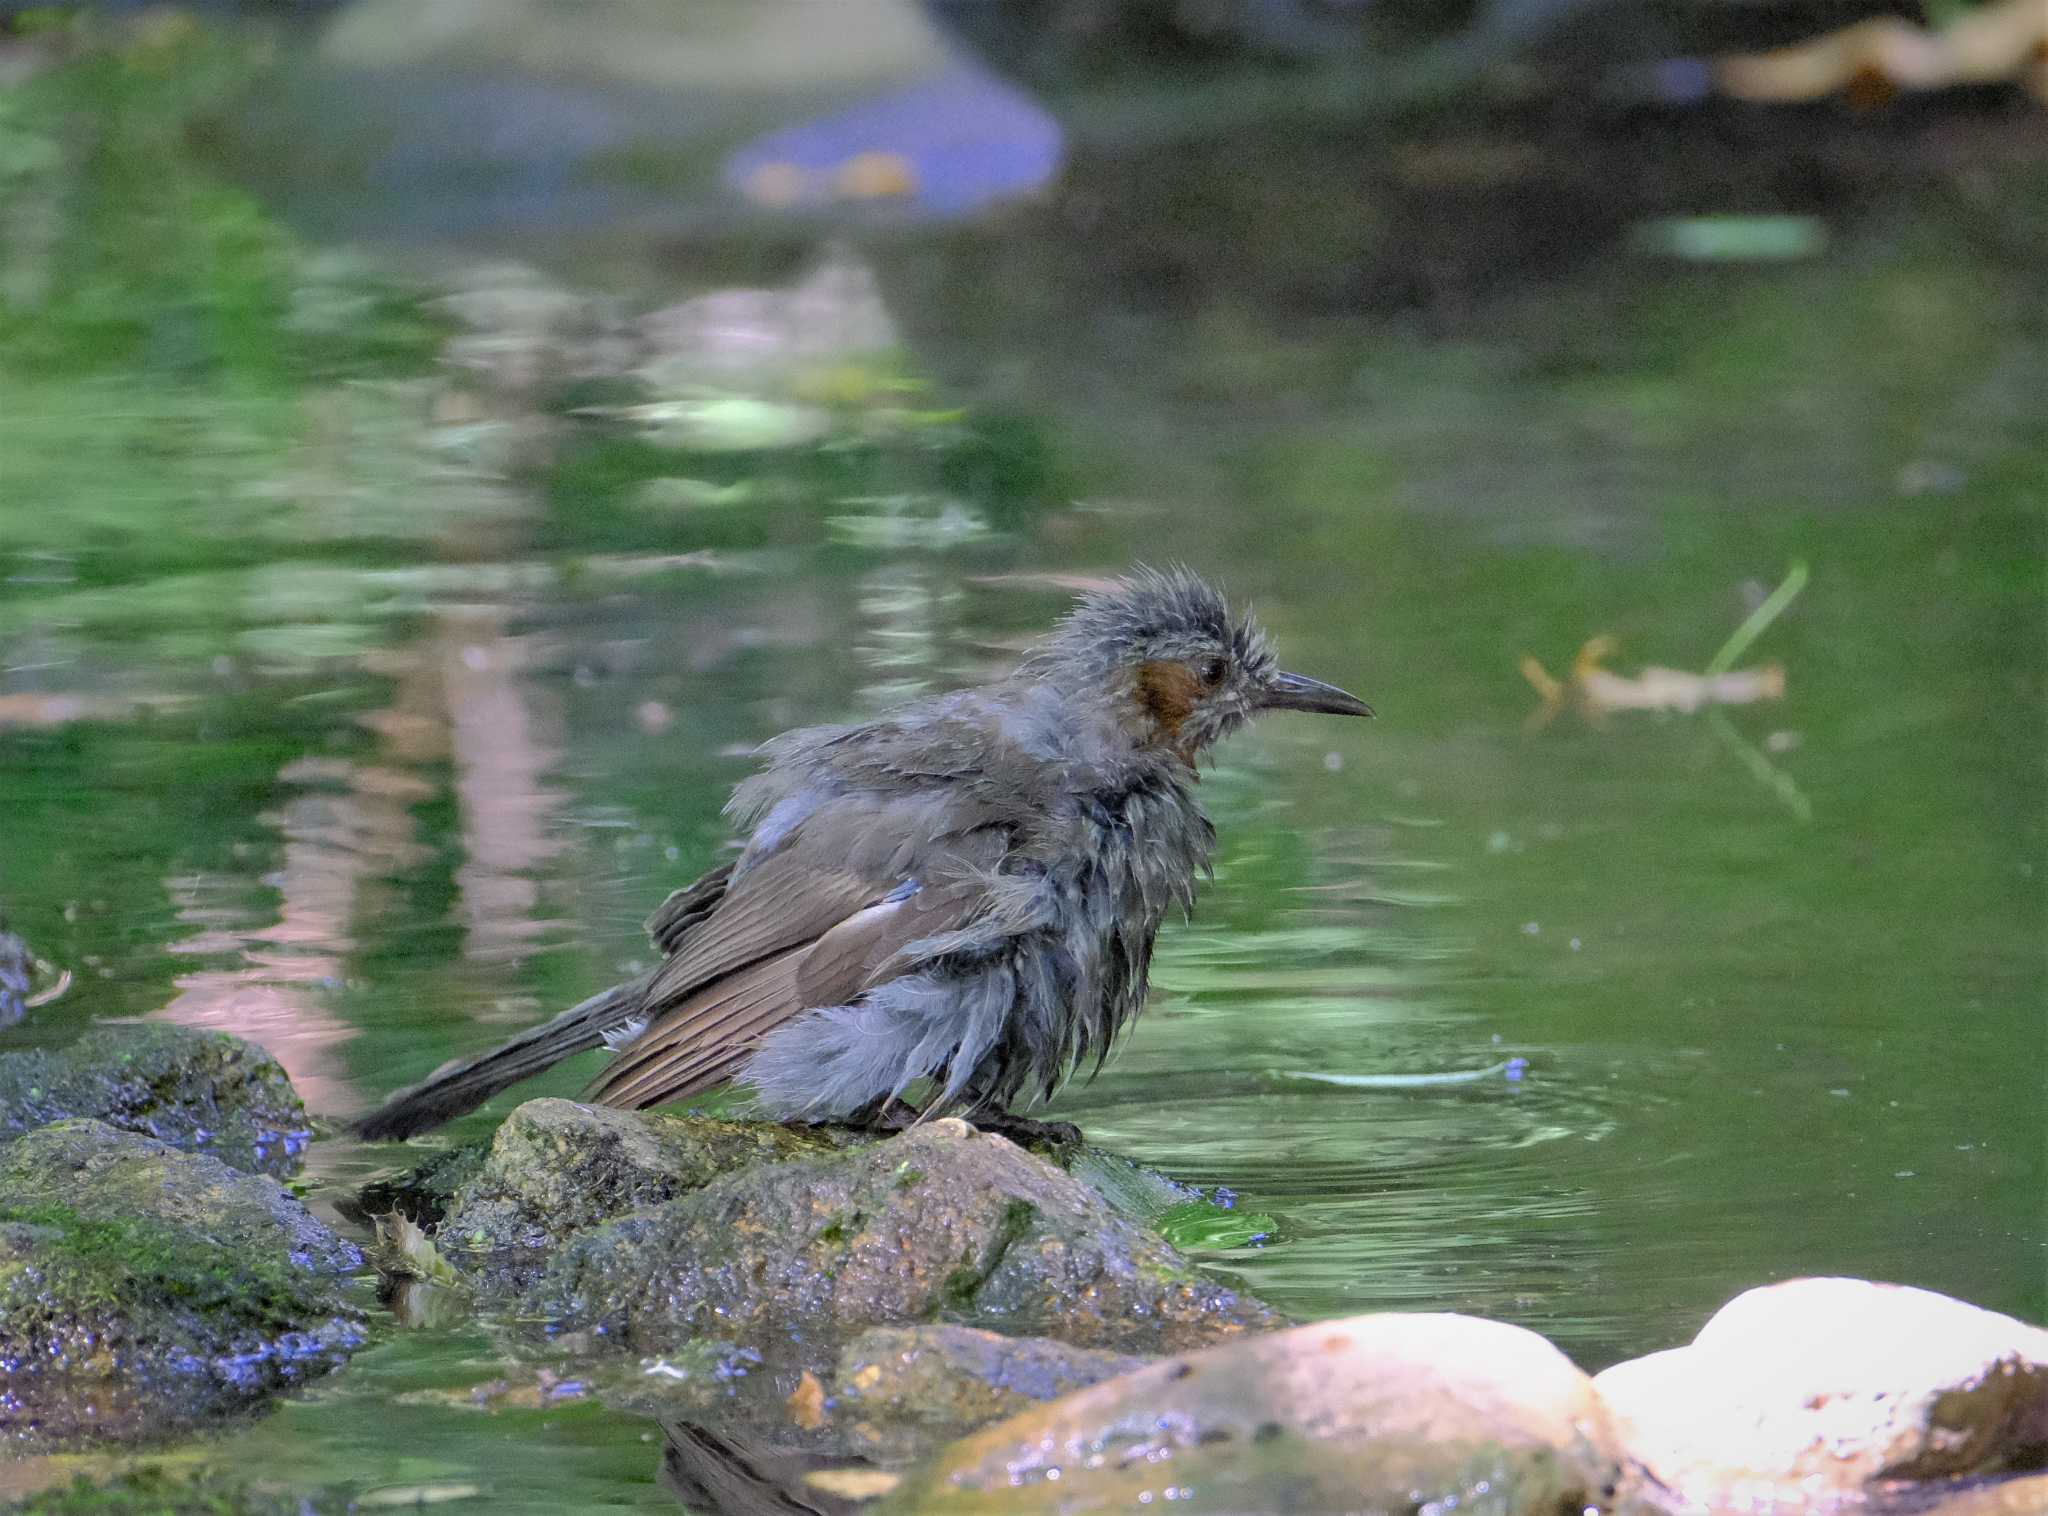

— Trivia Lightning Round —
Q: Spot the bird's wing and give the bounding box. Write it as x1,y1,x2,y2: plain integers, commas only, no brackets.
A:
645,861,734,954
588,818,1008,1111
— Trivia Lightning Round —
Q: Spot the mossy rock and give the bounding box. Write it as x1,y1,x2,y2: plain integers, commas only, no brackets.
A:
435,1097,848,1252
527,1119,1281,1362
0,1121,364,1452
0,1024,312,1178
3,1467,340,1516
369,1098,1216,1251
350,1138,491,1228
0,923,29,1027
0,1117,358,1274
833,1324,1149,1455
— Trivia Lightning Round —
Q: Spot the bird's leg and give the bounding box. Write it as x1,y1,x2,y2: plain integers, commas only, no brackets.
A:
827,1095,923,1134
971,1109,1084,1152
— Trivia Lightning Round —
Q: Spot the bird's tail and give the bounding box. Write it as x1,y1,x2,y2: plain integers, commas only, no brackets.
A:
350,974,653,1141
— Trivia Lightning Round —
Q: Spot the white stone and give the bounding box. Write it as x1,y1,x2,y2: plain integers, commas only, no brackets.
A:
1595,1277,2048,1511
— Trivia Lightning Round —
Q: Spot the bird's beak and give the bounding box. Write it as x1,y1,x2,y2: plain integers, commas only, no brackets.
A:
1259,670,1374,718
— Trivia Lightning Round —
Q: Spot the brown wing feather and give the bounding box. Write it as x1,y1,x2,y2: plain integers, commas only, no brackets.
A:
592,945,805,1108
589,848,1002,1114
644,845,884,1005
646,862,734,954
794,878,988,1007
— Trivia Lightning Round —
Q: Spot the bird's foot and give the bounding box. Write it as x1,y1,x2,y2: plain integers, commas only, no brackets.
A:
866,1097,923,1133
970,1111,1084,1152
812,1096,923,1139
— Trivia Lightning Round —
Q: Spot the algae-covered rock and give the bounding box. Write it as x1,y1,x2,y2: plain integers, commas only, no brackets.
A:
529,1118,1281,1360
0,1117,359,1275
833,1325,1148,1452
573,1338,771,1420
439,1097,844,1253
0,921,30,1027
0,1120,365,1451
5,1467,342,1516
351,1138,491,1228
0,1024,312,1178
887,1312,1626,1515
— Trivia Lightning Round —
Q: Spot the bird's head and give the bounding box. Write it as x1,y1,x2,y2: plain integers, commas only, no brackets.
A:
1029,567,1372,761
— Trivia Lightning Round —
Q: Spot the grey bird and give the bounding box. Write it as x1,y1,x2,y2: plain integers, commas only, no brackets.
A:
352,568,1370,1142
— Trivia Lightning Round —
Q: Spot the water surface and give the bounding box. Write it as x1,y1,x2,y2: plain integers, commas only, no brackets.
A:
0,21,2043,1509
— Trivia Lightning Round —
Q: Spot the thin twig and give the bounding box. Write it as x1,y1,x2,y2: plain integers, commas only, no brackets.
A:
1707,709,1813,822
1706,560,1809,677
24,965,72,1009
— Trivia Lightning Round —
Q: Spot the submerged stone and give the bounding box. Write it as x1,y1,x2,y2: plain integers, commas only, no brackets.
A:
573,1338,771,1420
833,1324,1149,1453
351,1138,491,1229
4,1466,341,1516
887,1311,1627,1514
526,1118,1280,1360
0,1120,364,1451
0,921,29,1027
0,1024,312,1178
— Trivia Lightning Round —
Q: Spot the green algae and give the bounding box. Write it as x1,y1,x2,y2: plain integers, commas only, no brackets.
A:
4,1467,340,1516
0,1025,311,1179
0,1204,340,1352
526,1122,1279,1361
0,1122,363,1451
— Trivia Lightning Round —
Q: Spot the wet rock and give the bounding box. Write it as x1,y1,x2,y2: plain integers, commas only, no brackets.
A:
319,0,947,95
574,1338,770,1421
1904,1472,2048,1516
235,0,965,245
1061,1142,1206,1217
887,1312,1625,1515
0,919,30,1026
833,1325,1148,1453
438,1097,844,1254
0,1120,365,1451
0,1023,312,1178
4,1466,341,1516
1594,1277,2048,1511
0,1119,359,1274
350,1137,490,1228
527,1119,1280,1359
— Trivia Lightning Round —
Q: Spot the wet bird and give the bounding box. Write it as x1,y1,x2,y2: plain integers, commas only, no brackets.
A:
353,568,1370,1142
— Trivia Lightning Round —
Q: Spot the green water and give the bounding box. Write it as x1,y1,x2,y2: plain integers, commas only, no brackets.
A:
1,20,2043,1511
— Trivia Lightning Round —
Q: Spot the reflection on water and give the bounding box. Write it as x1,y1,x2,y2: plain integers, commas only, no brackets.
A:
156,758,424,1114
851,563,954,708
437,616,566,970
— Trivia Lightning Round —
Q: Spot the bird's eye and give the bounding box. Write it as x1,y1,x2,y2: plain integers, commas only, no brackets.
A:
1198,656,1227,688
